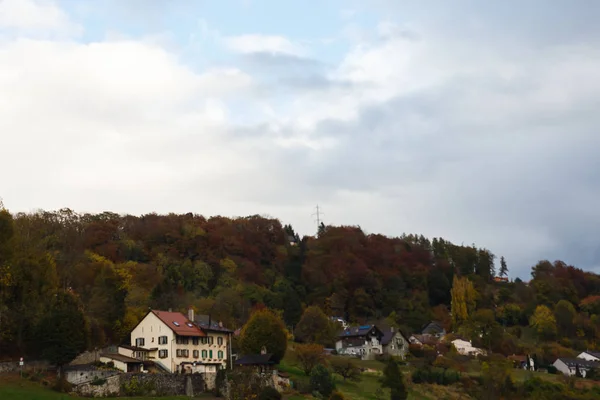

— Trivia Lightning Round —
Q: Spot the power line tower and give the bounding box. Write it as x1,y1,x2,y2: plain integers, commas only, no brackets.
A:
312,205,325,236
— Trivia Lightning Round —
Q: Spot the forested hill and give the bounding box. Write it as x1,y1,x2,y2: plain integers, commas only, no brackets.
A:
1,208,600,359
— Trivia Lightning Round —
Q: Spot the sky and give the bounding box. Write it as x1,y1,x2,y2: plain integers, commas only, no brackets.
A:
2,0,600,278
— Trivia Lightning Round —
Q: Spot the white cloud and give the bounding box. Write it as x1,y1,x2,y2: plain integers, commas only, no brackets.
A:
0,0,82,37
223,34,306,56
3,0,600,277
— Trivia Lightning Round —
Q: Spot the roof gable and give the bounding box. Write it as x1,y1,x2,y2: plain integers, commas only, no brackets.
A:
151,310,205,337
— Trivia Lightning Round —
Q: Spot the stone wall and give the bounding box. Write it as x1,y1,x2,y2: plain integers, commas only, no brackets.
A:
73,373,206,397
0,360,51,373
70,347,113,365
76,374,121,397
65,368,120,385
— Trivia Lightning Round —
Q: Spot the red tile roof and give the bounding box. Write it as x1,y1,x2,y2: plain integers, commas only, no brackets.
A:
151,310,205,337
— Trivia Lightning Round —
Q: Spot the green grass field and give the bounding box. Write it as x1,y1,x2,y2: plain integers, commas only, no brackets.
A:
0,375,212,400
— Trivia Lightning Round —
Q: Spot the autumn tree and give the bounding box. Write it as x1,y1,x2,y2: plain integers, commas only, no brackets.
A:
295,343,326,375
451,276,477,328
499,256,508,278
530,305,557,340
381,359,407,400
295,305,336,346
331,357,361,382
239,308,287,363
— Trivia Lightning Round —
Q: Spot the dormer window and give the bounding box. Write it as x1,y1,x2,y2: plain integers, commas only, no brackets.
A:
186,323,193,327
173,321,180,326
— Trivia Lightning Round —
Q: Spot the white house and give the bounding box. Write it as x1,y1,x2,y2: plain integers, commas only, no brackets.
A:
577,351,600,362
336,325,384,360
451,339,485,357
129,308,233,374
553,358,599,377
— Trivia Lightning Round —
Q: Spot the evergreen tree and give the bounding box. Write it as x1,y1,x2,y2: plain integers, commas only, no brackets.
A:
310,364,336,398
37,291,88,377
499,256,508,278
381,359,407,400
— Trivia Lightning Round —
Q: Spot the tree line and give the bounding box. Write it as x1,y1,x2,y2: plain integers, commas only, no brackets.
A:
1,206,600,361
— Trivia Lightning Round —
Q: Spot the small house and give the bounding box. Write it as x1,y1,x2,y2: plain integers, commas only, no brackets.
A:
553,358,599,377
380,327,409,359
335,325,384,360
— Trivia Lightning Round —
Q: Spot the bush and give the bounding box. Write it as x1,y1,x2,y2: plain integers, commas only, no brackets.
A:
258,386,282,400
329,391,345,400
411,367,460,385
91,376,107,386
310,364,336,398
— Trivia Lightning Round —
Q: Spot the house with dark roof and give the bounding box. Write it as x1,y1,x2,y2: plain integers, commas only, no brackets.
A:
577,351,600,362
129,307,232,374
553,357,599,377
380,327,409,359
335,325,384,360
421,321,446,338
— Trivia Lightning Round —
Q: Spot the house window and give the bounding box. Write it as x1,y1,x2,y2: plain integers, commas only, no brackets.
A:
193,350,199,358
217,337,223,345
158,336,168,345
176,336,189,345
209,337,214,345
218,351,223,359
176,349,189,358
202,350,207,358
159,350,168,358
209,350,213,359
135,338,145,346
192,338,199,345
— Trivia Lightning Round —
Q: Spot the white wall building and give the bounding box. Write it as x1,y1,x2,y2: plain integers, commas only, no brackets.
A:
129,308,232,374
451,339,485,357
553,358,599,377
577,351,600,362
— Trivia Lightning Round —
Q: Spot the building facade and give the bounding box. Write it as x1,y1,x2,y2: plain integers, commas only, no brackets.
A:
129,308,232,373
335,325,384,360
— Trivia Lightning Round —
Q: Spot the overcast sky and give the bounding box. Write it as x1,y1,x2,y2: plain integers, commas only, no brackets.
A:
2,0,600,278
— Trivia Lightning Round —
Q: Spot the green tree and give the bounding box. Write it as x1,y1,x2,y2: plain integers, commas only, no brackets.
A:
530,305,557,340
381,359,407,400
554,300,576,338
239,308,287,363
294,305,336,345
499,256,508,278
36,291,88,377
310,364,336,398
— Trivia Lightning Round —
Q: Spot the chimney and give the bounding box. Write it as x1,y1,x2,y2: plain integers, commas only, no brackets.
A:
219,321,223,328
391,326,395,333
261,346,267,355
208,314,212,328
168,308,172,312
188,306,194,322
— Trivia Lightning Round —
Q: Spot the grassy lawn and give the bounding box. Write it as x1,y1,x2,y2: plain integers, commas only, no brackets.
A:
0,374,215,400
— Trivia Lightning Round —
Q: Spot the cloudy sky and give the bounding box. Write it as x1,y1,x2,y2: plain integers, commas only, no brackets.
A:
2,0,600,278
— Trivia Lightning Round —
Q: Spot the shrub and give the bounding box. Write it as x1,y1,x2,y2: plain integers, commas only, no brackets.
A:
258,386,282,400
90,376,107,386
310,364,336,398
411,367,460,385
329,391,345,400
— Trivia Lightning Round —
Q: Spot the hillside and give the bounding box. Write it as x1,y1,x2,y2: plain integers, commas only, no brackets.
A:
1,208,600,361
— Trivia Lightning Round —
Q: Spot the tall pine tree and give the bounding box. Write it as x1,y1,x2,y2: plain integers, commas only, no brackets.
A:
499,256,508,277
